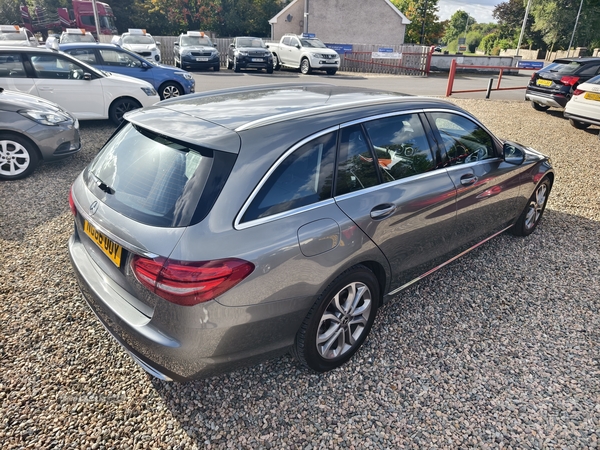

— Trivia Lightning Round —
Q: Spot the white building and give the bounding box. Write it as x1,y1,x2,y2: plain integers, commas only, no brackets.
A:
269,0,410,45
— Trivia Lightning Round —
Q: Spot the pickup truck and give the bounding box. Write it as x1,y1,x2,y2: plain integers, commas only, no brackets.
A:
267,34,340,75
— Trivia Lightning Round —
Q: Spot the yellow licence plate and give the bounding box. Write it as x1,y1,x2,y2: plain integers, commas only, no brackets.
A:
536,79,552,87
584,91,600,101
83,220,122,267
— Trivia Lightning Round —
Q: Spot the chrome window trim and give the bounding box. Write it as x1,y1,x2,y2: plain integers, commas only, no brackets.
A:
444,157,503,173
234,98,409,132
339,108,425,128
234,125,340,230
333,169,445,202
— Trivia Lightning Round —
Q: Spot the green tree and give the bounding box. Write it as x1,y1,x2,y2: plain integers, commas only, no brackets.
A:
391,0,444,44
148,0,221,33
493,0,544,50
0,0,22,24
218,0,283,37
530,0,600,51
443,10,476,47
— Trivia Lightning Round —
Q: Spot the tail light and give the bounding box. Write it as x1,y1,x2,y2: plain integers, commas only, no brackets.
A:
560,75,579,86
572,88,584,96
132,256,255,306
69,184,77,216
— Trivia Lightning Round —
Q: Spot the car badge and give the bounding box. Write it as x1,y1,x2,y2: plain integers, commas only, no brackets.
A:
89,201,99,216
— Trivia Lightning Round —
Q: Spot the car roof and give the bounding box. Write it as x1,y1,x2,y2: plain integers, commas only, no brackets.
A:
553,57,600,64
59,42,121,50
125,84,462,151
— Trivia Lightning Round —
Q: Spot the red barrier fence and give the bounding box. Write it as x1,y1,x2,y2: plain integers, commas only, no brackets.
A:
446,59,540,97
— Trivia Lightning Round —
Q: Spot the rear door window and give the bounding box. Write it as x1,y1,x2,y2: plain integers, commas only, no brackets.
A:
335,125,379,196
84,123,235,227
242,131,337,222
363,113,435,182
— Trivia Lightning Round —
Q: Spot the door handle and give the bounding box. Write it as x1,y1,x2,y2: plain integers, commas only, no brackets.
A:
460,174,478,186
370,204,396,219
38,86,53,92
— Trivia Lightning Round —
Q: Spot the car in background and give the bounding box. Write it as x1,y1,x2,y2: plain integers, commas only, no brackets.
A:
113,28,161,63
0,25,38,47
68,84,554,381
59,42,194,100
525,57,600,111
59,28,96,43
0,46,159,125
174,31,220,71
0,87,80,180
226,36,273,73
563,73,600,129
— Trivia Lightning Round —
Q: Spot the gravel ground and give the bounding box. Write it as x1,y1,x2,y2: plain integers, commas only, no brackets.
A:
1,98,599,449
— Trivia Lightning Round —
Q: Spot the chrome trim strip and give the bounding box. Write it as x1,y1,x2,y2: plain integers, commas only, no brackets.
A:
234,126,340,230
235,97,410,132
127,351,173,381
443,157,503,172
73,188,160,259
339,108,425,128
386,224,513,297
333,169,444,202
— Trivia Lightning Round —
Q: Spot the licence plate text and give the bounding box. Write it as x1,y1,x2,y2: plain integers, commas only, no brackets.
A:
84,220,122,267
251,58,263,62
196,57,209,61
584,91,600,101
536,79,552,87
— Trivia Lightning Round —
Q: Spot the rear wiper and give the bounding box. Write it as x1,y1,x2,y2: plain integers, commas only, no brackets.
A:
92,173,115,195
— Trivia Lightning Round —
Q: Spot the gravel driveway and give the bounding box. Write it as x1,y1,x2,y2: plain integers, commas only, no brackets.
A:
1,99,599,449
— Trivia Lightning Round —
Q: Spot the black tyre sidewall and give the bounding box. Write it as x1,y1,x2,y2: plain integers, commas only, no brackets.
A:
295,265,379,372
511,178,551,236
109,98,141,126
159,82,181,100
0,133,39,180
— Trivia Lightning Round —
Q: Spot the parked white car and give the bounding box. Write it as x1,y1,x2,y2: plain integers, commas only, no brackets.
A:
59,28,96,43
0,46,160,124
0,25,38,47
113,28,161,63
563,74,600,130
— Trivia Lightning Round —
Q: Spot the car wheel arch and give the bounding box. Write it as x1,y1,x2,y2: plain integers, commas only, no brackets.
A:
158,81,184,100
0,131,42,180
108,96,142,125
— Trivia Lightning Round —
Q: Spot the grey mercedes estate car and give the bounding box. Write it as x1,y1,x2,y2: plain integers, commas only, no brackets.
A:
68,84,554,381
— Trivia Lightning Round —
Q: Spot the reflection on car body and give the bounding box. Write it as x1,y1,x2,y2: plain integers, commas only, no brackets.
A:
68,84,554,381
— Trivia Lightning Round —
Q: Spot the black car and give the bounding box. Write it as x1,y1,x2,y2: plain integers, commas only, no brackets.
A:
226,36,273,73
525,57,600,111
173,31,220,71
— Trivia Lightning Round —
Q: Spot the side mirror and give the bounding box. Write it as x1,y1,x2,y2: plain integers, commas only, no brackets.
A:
83,72,92,81
503,142,525,165
155,41,161,47
141,61,150,69
174,42,179,48
296,44,301,49
266,44,270,48
229,43,234,48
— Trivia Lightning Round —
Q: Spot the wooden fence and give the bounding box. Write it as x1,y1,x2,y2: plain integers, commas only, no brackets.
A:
100,35,433,75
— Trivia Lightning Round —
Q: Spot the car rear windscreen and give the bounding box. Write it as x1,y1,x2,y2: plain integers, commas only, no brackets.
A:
83,123,235,227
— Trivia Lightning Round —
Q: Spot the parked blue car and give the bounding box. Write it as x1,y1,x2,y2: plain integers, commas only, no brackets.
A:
59,42,195,100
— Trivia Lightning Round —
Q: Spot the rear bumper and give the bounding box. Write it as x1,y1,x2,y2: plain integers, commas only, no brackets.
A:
525,90,569,108
563,110,600,126
68,233,310,381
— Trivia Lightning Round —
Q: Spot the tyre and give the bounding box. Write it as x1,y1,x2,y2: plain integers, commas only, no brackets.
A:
226,57,232,70
531,101,550,111
569,118,591,129
273,54,280,70
510,177,551,237
326,69,337,75
292,265,380,372
213,64,220,72
233,57,240,73
300,58,311,75
0,133,40,181
267,66,273,74
158,81,182,100
109,98,142,126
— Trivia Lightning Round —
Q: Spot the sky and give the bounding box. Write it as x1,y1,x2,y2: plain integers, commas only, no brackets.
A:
437,0,503,24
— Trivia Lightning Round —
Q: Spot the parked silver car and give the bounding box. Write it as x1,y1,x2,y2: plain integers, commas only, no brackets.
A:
0,87,80,180
68,84,554,381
